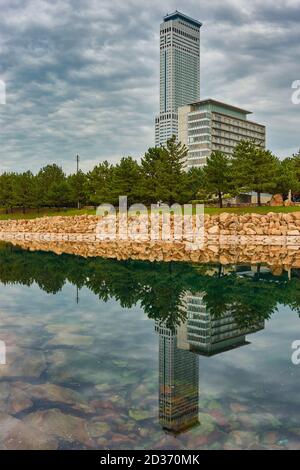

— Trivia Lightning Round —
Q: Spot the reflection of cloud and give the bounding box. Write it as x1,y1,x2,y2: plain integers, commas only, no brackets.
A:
0,281,157,367
0,0,299,172
199,307,300,410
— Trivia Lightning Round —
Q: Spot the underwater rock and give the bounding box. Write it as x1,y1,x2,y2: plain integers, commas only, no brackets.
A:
13,382,89,412
137,427,150,438
207,400,222,410
208,409,229,427
229,402,249,413
262,431,279,445
47,333,94,347
2,415,58,450
115,418,137,433
198,413,217,436
152,435,185,450
0,412,22,442
224,430,259,450
129,408,155,421
94,384,113,393
47,350,118,385
97,437,109,447
0,348,46,379
112,360,128,368
0,329,44,349
23,409,94,447
6,388,33,414
87,420,110,438
119,370,140,386
192,430,224,449
90,399,116,412
130,384,148,402
289,427,300,436
237,412,281,429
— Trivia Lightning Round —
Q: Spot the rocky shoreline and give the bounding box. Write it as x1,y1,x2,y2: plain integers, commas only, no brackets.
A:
1,212,300,266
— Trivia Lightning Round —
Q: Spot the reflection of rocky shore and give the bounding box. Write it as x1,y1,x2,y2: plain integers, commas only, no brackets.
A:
3,237,300,270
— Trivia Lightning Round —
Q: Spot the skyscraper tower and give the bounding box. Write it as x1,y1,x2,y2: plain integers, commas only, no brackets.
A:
155,11,202,147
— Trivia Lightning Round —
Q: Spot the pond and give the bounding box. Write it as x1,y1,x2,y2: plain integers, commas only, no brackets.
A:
0,242,299,450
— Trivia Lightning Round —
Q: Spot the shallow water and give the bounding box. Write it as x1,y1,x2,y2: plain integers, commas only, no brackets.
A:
0,242,299,449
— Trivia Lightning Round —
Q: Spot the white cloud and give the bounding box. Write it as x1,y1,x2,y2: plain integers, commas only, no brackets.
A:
0,0,299,173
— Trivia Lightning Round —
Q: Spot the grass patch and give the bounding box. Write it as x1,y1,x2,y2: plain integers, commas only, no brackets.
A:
0,208,96,220
204,206,300,215
1,205,300,220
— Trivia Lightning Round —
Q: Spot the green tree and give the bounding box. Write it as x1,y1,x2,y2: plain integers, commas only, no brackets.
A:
14,171,36,213
0,172,16,213
68,170,87,208
140,136,188,206
86,161,114,206
140,147,163,205
111,156,142,206
36,164,69,208
275,157,300,196
202,151,232,208
231,140,279,206
159,136,189,205
183,166,206,203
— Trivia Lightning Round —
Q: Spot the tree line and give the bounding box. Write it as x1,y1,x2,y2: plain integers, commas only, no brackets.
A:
1,136,300,212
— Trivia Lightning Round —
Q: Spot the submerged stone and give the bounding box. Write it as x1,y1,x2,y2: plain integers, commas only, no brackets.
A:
47,333,94,347
12,381,89,412
112,360,128,368
129,408,155,421
87,421,110,438
0,348,46,379
1,413,58,450
229,402,249,413
225,430,259,450
23,409,94,447
198,413,217,436
237,412,281,429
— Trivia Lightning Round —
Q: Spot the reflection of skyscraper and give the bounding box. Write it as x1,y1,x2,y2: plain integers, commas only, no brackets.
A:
155,290,265,435
155,322,199,434
184,293,265,356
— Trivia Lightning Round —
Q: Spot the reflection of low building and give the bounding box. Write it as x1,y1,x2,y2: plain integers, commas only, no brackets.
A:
155,323,199,434
184,293,265,356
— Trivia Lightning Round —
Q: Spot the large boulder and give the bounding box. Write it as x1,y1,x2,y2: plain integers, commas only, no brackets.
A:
270,194,283,206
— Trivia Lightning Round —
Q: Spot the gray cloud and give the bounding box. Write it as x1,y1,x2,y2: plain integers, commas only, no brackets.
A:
0,0,299,173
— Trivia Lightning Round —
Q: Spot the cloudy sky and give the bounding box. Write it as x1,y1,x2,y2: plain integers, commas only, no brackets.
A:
0,0,299,174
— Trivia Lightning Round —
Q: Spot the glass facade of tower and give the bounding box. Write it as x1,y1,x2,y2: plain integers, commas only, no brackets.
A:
155,12,202,147
155,322,199,434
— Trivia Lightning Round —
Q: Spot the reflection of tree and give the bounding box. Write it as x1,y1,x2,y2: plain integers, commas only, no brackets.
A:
201,271,300,328
0,242,300,329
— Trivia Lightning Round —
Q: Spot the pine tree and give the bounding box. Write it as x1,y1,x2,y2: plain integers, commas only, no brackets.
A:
202,151,232,208
231,140,279,206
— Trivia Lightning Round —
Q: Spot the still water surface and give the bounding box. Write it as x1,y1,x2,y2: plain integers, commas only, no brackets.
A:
0,243,299,449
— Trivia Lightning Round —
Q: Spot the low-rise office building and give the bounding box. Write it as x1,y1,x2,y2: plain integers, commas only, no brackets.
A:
178,99,266,168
